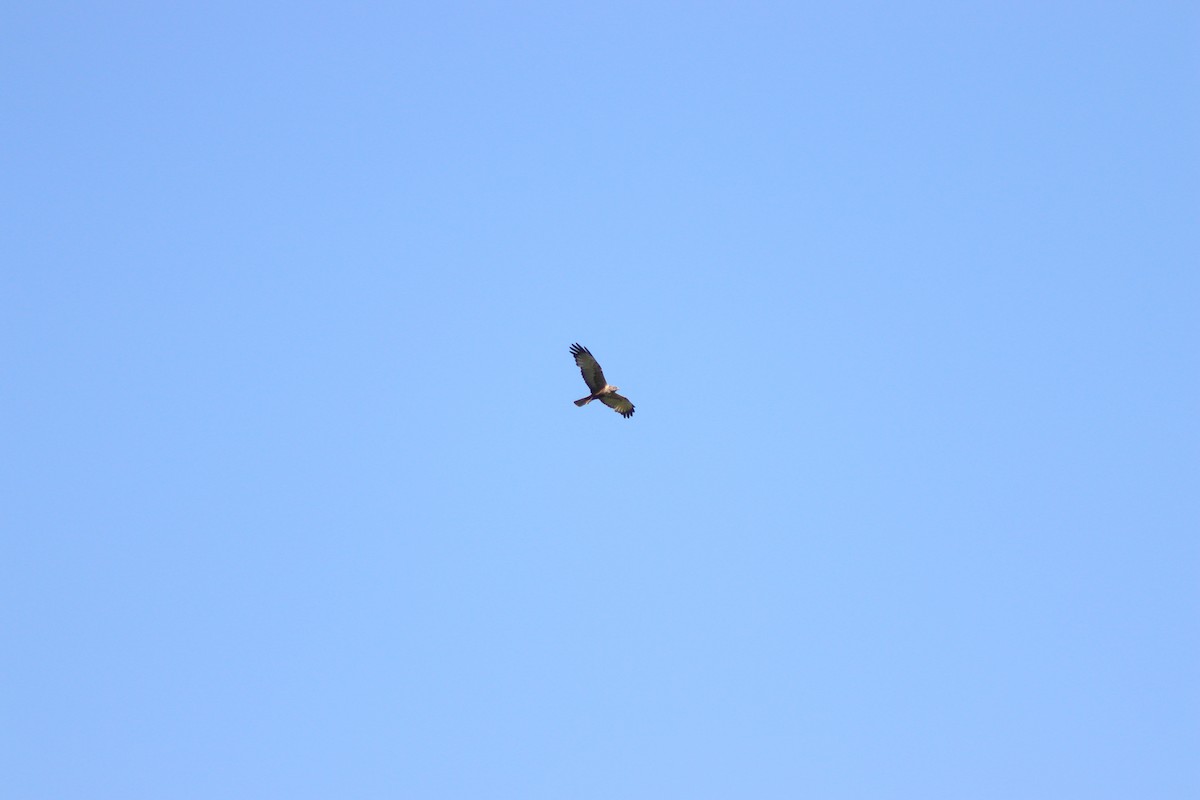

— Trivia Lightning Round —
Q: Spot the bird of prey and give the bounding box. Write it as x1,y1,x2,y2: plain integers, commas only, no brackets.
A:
570,343,635,418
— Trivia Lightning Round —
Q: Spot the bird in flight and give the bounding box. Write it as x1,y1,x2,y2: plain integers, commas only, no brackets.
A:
570,343,635,418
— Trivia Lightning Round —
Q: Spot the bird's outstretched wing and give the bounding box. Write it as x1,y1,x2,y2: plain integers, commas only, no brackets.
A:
570,343,606,393
600,392,635,418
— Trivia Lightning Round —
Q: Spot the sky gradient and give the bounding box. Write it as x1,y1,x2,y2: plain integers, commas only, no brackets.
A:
3,3,1197,797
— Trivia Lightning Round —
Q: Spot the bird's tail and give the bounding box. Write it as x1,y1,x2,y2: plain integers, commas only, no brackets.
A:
574,395,592,407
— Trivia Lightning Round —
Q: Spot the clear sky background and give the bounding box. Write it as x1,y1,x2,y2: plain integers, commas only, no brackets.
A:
3,2,1197,797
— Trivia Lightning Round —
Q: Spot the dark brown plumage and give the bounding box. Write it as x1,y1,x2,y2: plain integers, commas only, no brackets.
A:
570,343,634,418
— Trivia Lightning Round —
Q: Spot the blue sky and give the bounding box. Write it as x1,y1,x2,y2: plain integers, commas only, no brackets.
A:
3,2,1197,797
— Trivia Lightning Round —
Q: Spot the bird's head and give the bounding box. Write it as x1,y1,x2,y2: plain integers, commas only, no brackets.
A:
611,386,619,392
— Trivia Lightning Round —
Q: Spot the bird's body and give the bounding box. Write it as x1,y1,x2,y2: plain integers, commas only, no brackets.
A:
573,383,620,407
569,344,634,418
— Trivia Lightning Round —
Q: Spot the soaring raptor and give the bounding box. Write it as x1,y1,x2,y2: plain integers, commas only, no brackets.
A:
570,343,635,418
